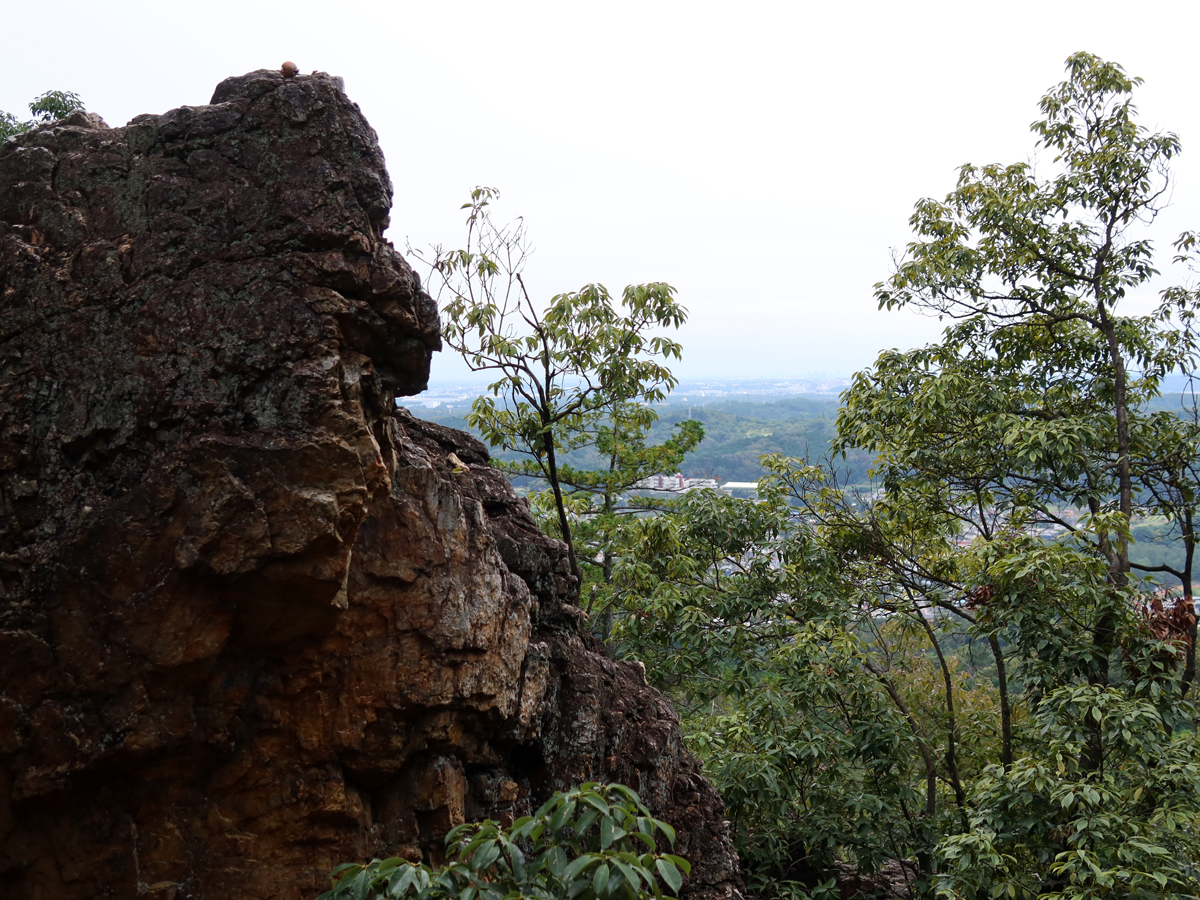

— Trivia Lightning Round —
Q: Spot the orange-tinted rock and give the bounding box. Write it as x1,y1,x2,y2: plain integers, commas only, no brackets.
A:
0,72,741,900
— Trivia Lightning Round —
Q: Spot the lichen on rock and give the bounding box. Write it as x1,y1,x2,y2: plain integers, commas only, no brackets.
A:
0,70,742,900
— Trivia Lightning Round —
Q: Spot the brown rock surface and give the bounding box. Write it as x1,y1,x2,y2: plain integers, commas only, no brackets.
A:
0,71,742,900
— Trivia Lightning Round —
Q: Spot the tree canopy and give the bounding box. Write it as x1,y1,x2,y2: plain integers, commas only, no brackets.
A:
606,52,1200,899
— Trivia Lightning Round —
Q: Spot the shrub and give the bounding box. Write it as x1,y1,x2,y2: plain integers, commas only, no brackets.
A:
318,783,691,900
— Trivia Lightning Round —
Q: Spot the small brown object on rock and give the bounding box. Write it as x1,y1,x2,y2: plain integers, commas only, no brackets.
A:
281,61,298,78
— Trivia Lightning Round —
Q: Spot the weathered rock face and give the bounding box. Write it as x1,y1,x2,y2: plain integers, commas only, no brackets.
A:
0,71,741,900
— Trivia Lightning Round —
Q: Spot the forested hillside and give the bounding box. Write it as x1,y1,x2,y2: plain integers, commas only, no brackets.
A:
418,396,875,485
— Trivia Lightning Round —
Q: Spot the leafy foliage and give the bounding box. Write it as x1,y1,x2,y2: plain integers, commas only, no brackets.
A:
610,433,1200,898
603,53,1200,899
0,90,84,139
607,472,1001,896
520,405,703,635
939,684,1200,899
318,784,690,900
839,48,1200,699
413,188,688,586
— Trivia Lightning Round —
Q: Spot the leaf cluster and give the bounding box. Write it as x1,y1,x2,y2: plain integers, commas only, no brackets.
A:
419,189,686,465
938,685,1200,900
0,90,84,139
318,784,690,900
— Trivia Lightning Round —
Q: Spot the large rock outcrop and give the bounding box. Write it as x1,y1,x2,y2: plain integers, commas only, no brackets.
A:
0,71,742,900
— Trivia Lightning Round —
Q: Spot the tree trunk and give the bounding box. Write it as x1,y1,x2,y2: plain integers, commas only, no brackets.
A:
601,547,614,642
918,613,969,832
988,634,1013,771
1182,507,1196,698
542,422,581,593
1084,308,1130,772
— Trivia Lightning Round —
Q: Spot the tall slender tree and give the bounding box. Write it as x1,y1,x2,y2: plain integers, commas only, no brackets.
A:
851,51,1200,691
415,188,688,590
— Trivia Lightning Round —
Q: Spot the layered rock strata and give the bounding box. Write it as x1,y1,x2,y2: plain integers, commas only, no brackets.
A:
0,70,741,900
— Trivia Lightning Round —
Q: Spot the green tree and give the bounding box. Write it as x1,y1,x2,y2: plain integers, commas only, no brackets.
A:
609,53,1200,899
522,403,704,635
318,783,691,900
856,51,1198,647
607,466,1004,897
612,431,1200,899
839,50,1200,758
0,90,84,139
416,188,688,588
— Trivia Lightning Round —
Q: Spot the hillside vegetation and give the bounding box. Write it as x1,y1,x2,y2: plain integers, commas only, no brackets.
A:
380,53,1200,900
418,396,874,485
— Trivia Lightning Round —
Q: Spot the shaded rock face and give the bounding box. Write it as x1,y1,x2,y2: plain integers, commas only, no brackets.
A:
0,71,742,900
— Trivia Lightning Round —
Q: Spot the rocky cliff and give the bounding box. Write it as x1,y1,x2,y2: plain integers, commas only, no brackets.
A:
0,71,742,900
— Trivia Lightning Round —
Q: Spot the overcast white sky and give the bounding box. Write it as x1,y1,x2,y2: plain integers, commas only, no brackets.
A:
5,0,1199,382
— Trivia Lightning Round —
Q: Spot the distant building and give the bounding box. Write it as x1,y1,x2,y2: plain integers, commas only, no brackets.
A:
636,473,687,492
633,473,721,493
721,481,760,497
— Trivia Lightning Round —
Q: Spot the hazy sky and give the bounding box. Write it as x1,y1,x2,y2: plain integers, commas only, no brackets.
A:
5,1,1200,382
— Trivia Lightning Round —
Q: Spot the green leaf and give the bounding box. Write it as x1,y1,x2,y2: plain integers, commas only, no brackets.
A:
612,860,641,892
656,858,683,893
563,854,596,883
629,831,657,850
593,862,611,897
547,846,569,877
387,866,417,898
473,841,501,873
662,856,691,876
349,868,373,900
506,840,526,881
